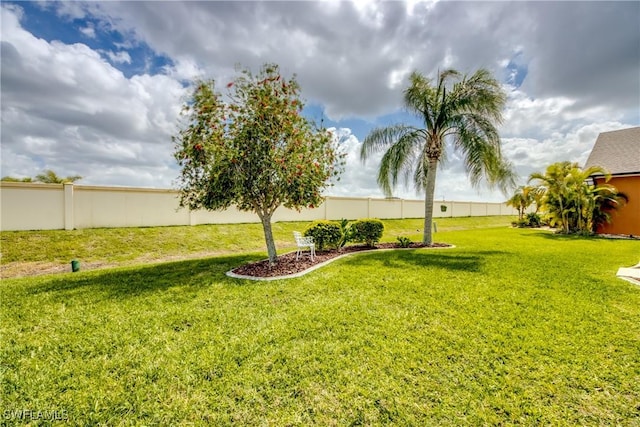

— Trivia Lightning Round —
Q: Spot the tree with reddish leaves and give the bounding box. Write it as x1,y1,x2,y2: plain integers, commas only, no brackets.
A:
174,63,344,264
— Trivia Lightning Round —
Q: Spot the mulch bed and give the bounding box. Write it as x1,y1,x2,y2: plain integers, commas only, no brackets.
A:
231,242,451,278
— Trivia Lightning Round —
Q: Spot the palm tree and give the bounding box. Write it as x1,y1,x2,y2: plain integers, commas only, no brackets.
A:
530,185,544,214
529,162,620,234
34,170,82,184
529,162,574,233
506,186,536,220
361,69,515,244
589,186,628,233
570,167,626,233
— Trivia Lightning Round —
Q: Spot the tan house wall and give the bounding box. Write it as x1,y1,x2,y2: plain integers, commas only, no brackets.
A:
595,175,640,236
0,182,517,231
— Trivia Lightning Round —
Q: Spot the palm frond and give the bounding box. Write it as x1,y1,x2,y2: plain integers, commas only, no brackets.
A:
404,72,436,129
360,124,416,161
412,150,430,193
582,165,611,182
449,114,514,192
448,68,506,124
376,129,424,196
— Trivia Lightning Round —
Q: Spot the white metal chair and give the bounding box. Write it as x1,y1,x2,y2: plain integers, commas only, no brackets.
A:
293,231,315,261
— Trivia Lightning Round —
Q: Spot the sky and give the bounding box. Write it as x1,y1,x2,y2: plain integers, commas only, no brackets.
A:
1,1,639,203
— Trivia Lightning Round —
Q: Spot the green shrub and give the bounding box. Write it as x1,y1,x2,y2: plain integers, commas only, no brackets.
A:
512,219,527,228
525,212,542,227
350,219,384,247
512,213,543,228
396,236,412,248
304,221,342,251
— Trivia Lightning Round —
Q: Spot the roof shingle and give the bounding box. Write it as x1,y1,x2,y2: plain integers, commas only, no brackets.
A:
584,127,640,175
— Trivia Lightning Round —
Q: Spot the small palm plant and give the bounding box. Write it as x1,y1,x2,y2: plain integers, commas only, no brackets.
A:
506,186,536,221
337,218,352,249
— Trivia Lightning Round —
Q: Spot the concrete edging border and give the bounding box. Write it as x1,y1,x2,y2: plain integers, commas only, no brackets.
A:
225,244,457,281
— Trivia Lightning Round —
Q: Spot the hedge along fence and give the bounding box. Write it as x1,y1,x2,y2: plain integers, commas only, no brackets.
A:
0,182,518,231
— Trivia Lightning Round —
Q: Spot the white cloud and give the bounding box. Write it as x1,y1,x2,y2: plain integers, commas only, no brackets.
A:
327,127,384,198
79,23,95,38
0,5,185,187
502,121,634,184
104,50,131,64
1,1,638,204
502,89,577,138
163,57,204,82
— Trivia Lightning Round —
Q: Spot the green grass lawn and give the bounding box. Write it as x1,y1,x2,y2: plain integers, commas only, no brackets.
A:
0,216,509,276
1,221,639,425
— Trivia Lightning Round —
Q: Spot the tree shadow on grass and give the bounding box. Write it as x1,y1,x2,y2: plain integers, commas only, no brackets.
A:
339,249,507,274
27,254,264,299
520,230,633,243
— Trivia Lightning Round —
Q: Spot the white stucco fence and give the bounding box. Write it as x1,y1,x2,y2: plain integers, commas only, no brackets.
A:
0,182,517,231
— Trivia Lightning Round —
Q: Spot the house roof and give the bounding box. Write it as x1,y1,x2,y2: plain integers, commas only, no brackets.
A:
584,127,640,176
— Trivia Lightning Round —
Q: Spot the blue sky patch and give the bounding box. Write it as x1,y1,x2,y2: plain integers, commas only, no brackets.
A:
504,51,528,88
9,1,171,78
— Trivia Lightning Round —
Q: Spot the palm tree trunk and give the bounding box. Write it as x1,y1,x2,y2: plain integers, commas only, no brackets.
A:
559,199,568,233
422,158,438,245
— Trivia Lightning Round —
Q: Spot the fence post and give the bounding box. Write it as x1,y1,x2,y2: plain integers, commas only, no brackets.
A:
324,196,329,220
64,183,74,230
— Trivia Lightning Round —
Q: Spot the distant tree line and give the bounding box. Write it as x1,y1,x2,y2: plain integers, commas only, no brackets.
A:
1,170,82,184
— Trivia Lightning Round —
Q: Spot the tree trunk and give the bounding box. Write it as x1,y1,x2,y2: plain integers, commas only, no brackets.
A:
559,199,568,234
422,158,438,245
260,212,278,265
